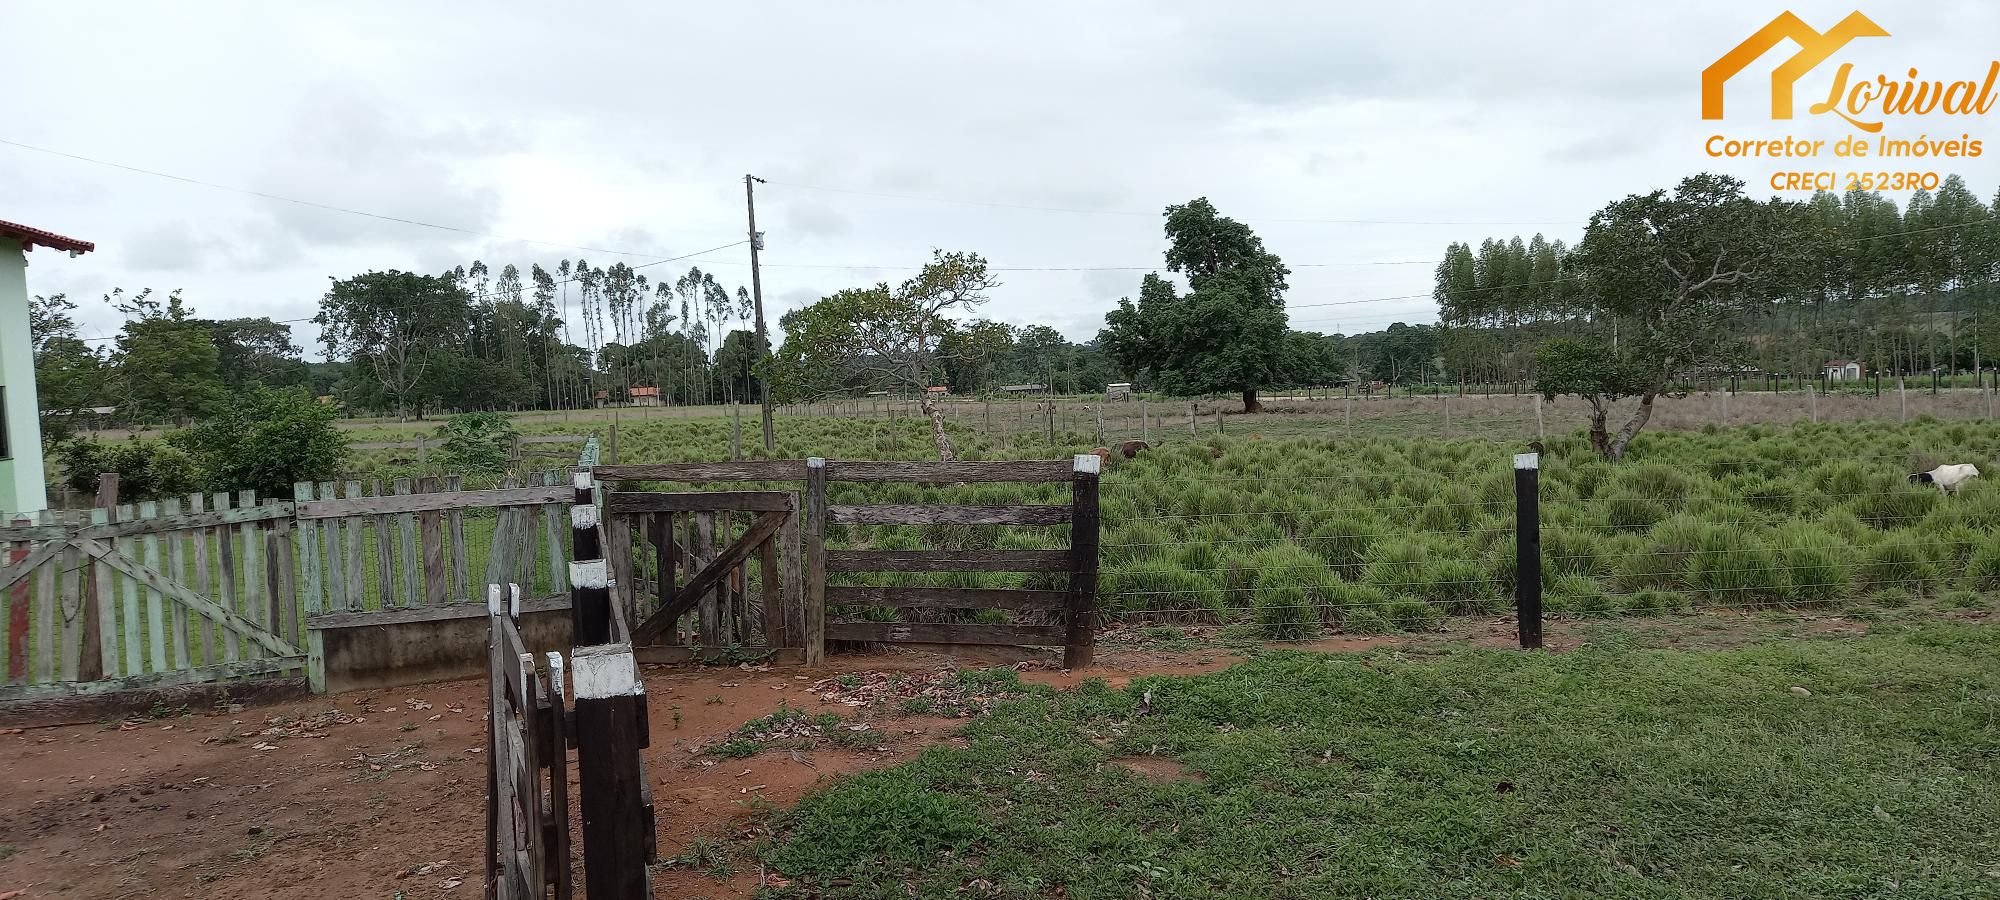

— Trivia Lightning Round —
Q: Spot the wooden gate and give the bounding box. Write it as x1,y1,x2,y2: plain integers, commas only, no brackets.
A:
485,584,572,900
592,455,1101,667
0,495,305,711
599,488,804,663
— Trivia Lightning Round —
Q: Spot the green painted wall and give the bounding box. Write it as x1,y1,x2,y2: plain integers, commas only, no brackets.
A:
0,237,47,514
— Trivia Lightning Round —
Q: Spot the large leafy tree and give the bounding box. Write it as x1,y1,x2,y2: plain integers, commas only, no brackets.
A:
202,317,309,391
29,293,108,439
112,288,226,425
316,270,472,420
174,387,345,496
1099,198,1291,411
1534,174,1804,460
771,250,999,460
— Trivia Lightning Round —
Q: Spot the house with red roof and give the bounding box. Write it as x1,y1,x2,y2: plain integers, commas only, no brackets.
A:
1,219,94,513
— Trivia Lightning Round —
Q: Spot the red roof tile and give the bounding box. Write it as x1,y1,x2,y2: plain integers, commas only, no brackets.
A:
0,219,94,254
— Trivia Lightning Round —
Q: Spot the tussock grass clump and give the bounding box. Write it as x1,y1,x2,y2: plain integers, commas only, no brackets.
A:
1966,536,2000,591
1855,534,1940,597
1601,494,1668,531
1541,527,1608,578
1771,524,1851,603
1686,531,1786,604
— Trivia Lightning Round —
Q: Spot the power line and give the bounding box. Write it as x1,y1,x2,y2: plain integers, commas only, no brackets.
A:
762,179,1585,227
0,137,707,260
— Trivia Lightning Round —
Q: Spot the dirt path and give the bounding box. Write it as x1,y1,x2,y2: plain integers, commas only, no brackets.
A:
0,637,1276,900
0,611,1896,899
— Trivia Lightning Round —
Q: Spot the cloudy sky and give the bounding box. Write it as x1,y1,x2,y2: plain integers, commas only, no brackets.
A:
7,1,2000,359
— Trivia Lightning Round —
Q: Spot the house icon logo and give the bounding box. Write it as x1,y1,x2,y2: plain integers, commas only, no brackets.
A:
1702,11,1889,121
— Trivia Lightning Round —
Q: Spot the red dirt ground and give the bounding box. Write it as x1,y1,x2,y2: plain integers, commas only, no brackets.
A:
0,636,1280,900
0,611,1869,899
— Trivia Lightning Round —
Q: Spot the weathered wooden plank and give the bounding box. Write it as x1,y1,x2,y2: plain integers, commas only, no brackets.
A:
316,482,344,620
117,504,142,675
296,485,572,518
826,549,1071,573
648,513,671,632
606,505,635,637
605,491,796,514
823,459,1074,483
373,479,395,611
759,531,781,647
139,502,169,673
2,674,306,728
58,540,84,681
395,478,419,609
420,476,447,607
0,525,66,542
446,476,469,603
239,490,265,661
824,622,1068,646
827,504,1070,526
0,656,307,705
591,461,807,483
632,511,786,642
341,482,365,611
264,531,286,670
483,496,519,600
76,538,299,658
162,498,190,669
55,503,294,540
0,539,64,597
188,494,213,666
215,494,241,665
292,484,322,621
512,476,540,592
825,586,1068,611
541,472,567,596
694,512,718,646
33,539,56,683
270,506,298,654
89,508,119,678
803,459,827,665
780,501,803,651
307,594,570,630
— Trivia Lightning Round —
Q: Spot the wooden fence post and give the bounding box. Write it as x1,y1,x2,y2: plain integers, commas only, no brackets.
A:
1514,452,1543,650
570,470,610,646
803,457,827,666
78,473,117,682
1065,454,1101,670
572,642,653,899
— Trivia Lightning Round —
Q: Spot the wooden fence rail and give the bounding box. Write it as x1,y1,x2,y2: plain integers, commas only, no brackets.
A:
0,469,577,709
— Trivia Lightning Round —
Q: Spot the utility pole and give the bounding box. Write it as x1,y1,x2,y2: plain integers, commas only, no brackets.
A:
746,174,775,451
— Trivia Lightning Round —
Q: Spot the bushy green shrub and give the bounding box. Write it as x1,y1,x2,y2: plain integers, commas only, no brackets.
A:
1542,527,1608,578
432,410,518,477
1546,575,1612,613
54,436,202,500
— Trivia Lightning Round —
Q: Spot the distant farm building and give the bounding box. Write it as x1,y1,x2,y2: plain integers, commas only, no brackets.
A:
999,383,1046,395
1823,359,1863,381
925,386,950,397
1105,382,1133,401
629,385,662,406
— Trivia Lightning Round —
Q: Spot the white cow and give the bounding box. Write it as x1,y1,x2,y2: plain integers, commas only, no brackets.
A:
1910,463,1980,493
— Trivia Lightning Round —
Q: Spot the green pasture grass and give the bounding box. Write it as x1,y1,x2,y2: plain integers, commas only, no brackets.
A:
752,624,2000,899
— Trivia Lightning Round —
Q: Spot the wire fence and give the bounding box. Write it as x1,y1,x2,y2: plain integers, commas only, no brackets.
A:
816,435,2000,645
